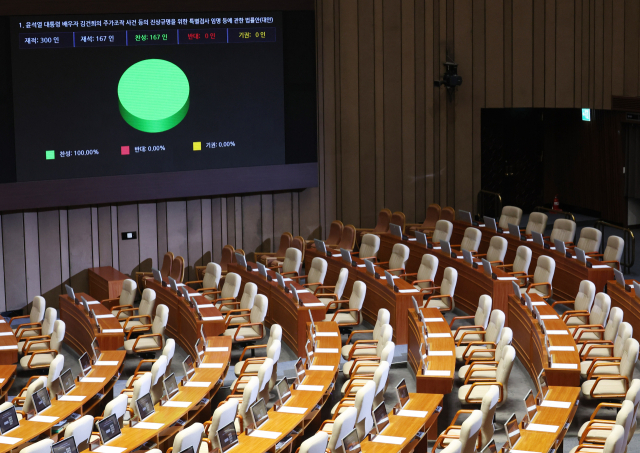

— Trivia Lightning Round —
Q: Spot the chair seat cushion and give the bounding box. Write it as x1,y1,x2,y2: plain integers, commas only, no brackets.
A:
120,319,145,331
581,347,612,360
440,429,460,446
582,379,627,399
453,330,483,343
227,316,249,326
565,316,588,326
577,421,614,441
222,326,260,340
342,360,379,376
13,328,39,338
234,361,261,376
124,336,160,353
455,345,489,361
457,366,497,381
579,361,620,379
341,344,376,360
318,297,336,307
324,312,357,325
458,383,492,404
426,298,449,310
17,341,47,354
20,352,55,368
572,329,601,342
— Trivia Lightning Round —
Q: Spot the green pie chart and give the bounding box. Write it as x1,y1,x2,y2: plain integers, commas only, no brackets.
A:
118,59,190,133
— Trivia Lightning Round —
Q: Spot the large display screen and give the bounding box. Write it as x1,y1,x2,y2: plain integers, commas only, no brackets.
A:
0,7,316,210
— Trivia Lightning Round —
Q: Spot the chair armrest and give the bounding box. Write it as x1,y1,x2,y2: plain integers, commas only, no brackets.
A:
345,329,374,345
591,403,622,421
461,341,495,360
125,324,152,340
464,382,503,403
122,315,152,332
464,348,497,365
453,326,485,344
551,300,575,308
580,343,613,358
330,308,361,325
347,340,379,360
224,314,251,328
131,333,163,353
586,358,622,379
589,375,629,399
233,323,264,342
24,338,51,355
26,349,58,369
238,344,267,362
463,361,499,381
325,299,349,311
449,315,474,328
8,314,31,325
289,274,309,281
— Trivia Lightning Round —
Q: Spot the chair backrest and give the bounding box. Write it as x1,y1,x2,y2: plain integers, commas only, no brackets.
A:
360,234,380,259
614,322,633,358
299,432,329,453
354,381,376,440
239,282,258,311
432,220,453,244
338,225,356,251
616,400,635,445
379,341,396,364
495,328,513,362
139,289,156,317
275,232,293,257
479,386,500,449
51,320,66,352
440,207,455,222
307,257,328,288
119,280,137,307
371,361,390,406
574,280,596,313
550,219,576,243
485,310,505,344
441,267,458,297
30,296,46,324
626,379,640,417
220,245,235,272
326,220,344,245
328,407,357,453
334,268,349,300
221,272,242,300
103,393,128,427
47,355,65,391
512,246,532,274
292,236,306,262
576,227,602,254
150,355,168,403
152,304,169,337
131,373,152,419
496,346,516,399
64,415,94,451
498,206,523,230
375,325,394,357
475,296,492,329
21,439,54,453
620,338,639,381
525,212,548,235
282,248,303,274
349,281,367,311
269,324,283,344
267,340,282,363
238,376,259,424
170,256,185,283
589,293,611,327
461,228,482,252
203,263,222,290
533,256,556,294
23,376,47,413
41,307,57,336
172,422,204,453
208,400,239,448
415,254,438,289
390,211,406,232
162,339,176,370
160,252,174,278
486,236,508,263
374,209,392,233
389,243,410,271
602,425,625,453
459,410,482,453
604,236,624,262
249,295,269,334
441,440,462,453
373,309,391,341
256,358,274,395
423,204,442,230
604,308,624,342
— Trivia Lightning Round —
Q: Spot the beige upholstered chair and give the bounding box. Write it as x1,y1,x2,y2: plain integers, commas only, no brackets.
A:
378,243,410,276
219,245,235,275
579,322,632,379
188,262,222,293
432,410,482,453
494,245,531,286
222,295,268,344
498,206,522,230
166,423,204,453
326,221,344,247
18,439,54,453
255,232,292,265
62,415,94,451
402,254,438,293
431,220,453,244
332,381,376,441
339,361,389,408
573,305,621,349
123,304,168,354
123,370,151,415
316,268,348,308
323,281,366,328
20,320,65,370
107,279,137,318
571,227,602,254
549,218,576,244
452,227,481,253
234,325,282,376
555,280,596,326
521,255,555,299
202,272,241,304
270,247,303,277
235,339,281,389
17,307,56,353
458,346,515,406
525,212,548,235
201,400,239,453
322,407,357,453
450,295,492,344
118,288,156,333
223,282,258,319
297,432,329,453
424,267,458,311
590,235,624,270
341,308,390,360
342,325,393,377
231,357,274,402
576,400,634,447
565,293,611,343
10,296,46,339
291,257,327,293
455,309,505,362
581,338,639,401
223,376,259,432
457,328,512,382
407,204,441,234
93,393,128,430
353,234,380,261
474,236,507,264
570,425,626,453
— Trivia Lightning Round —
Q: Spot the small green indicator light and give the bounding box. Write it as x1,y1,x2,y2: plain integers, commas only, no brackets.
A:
582,108,591,122
46,150,55,160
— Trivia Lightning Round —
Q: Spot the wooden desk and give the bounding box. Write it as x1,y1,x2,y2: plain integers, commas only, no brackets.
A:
0,317,18,365
513,386,580,453
228,263,330,357
0,351,125,453
607,279,640,343
407,308,455,395
59,293,124,354
508,294,581,387
79,337,232,453
0,365,16,403
88,267,130,301
147,280,226,361
232,321,342,453
451,220,614,301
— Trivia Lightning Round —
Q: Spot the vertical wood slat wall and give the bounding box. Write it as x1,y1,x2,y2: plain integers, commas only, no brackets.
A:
3,0,640,311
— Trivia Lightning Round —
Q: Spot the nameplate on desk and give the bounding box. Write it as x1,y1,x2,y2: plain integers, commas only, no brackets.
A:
550,247,556,250
303,303,324,307
0,319,5,323
249,430,282,439
95,314,115,319
309,365,334,371
428,350,453,356
526,238,534,242
540,315,558,320
526,423,559,433
422,370,450,376
80,377,106,383
532,301,546,306
423,318,445,323
0,345,18,350
94,446,127,453
283,278,293,282
0,332,12,336
175,283,186,287
540,400,571,409
551,363,578,369
428,333,451,338
297,289,311,293
315,332,338,337
199,363,224,368
134,422,165,430
0,378,4,383
0,436,22,445
29,415,58,423
399,289,420,293
206,347,229,352
357,264,367,267
184,381,211,387
456,255,464,259
548,346,575,352
315,348,339,353
433,247,441,250
162,400,191,408
102,329,124,333
278,406,307,414
87,300,101,305
407,238,417,241
397,409,428,417
59,395,86,401
95,361,119,366
296,384,324,391
592,265,610,269
202,316,223,321
187,293,200,298
197,304,214,309
497,277,518,281
546,330,570,335
372,436,406,445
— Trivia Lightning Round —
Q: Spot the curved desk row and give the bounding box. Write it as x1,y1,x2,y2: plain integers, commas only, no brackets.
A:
79,337,232,453
0,365,16,403
228,263,331,357
0,318,18,365
451,220,614,301
0,351,126,453
608,278,640,343
407,308,456,395
233,321,341,453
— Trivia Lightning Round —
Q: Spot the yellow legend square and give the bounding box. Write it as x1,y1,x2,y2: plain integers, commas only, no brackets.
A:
193,142,202,151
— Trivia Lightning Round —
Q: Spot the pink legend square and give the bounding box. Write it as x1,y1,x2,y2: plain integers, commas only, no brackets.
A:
121,146,130,155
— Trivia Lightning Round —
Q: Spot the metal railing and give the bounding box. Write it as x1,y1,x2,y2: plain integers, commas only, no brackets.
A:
533,206,576,223
594,221,635,273
477,190,502,220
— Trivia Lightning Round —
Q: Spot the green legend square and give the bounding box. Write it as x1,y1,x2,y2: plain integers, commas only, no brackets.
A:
46,150,55,160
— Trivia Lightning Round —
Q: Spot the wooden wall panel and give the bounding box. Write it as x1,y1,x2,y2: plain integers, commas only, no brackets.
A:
67,208,92,293
166,201,188,262
37,210,61,307
117,204,139,276
24,212,41,302
186,199,203,281
137,203,157,273
3,213,26,311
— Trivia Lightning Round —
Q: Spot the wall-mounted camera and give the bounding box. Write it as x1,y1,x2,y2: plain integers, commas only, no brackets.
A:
434,62,462,96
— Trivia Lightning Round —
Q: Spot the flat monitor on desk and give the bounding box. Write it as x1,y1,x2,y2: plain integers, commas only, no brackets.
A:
396,379,409,408
480,440,497,453
257,262,267,278
78,352,92,377
294,357,305,385
440,240,452,256
483,216,497,232
135,393,155,421
508,223,521,239
634,281,640,297
340,248,352,264
462,249,473,265
80,296,90,314
51,437,78,453
250,398,269,428
389,223,403,239
163,373,179,400
91,338,101,362
235,252,247,268
308,309,316,335
152,268,163,283
553,239,566,254
276,378,291,405
458,210,473,225
482,259,492,277
60,369,75,394
532,231,544,246
415,231,428,247
342,428,361,453
524,292,533,313
217,421,239,453
575,247,587,264
65,284,79,304
523,389,537,424
314,239,327,255
537,369,549,401
384,270,395,289
411,297,423,321
372,401,389,434
364,259,375,276
289,284,299,304
97,413,122,444
168,276,178,293
183,356,196,381
0,405,19,435
614,269,626,288
32,386,51,414
275,272,285,289
180,286,193,306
